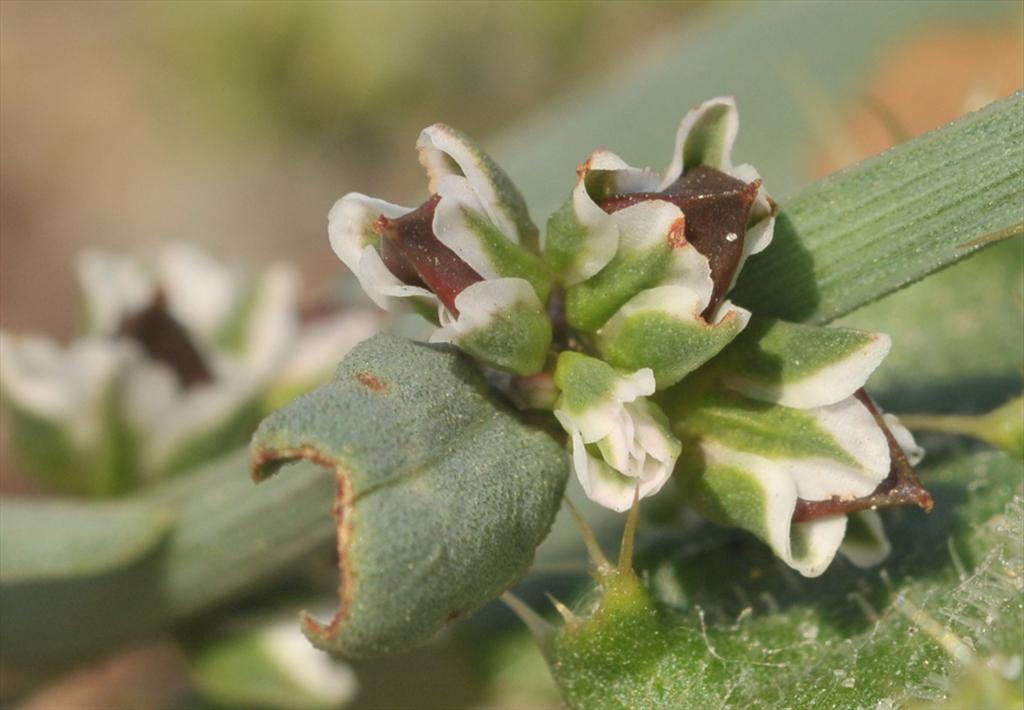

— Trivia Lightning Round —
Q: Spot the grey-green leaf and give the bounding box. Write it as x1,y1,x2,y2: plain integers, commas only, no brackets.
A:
0,499,173,584
732,92,1024,324
250,334,569,658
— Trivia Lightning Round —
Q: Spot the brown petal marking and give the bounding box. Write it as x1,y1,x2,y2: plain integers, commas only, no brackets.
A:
791,389,934,523
598,166,759,319
374,194,483,316
117,291,212,388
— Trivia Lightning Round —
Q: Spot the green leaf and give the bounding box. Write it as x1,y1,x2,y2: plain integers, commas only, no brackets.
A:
494,2,1019,208
0,499,173,584
546,450,1023,709
731,92,1024,324
251,334,569,658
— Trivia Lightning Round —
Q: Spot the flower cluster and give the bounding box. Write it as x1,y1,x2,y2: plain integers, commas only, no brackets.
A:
329,97,931,577
0,244,378,495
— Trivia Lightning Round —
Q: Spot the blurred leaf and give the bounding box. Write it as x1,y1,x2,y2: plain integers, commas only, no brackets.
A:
494,0,1020,207
731,92,1024,324
0,499,172,584
838,238,1023,413
899,396,1024,460
0,336,569,665
546,450,1022,708
251,334,569,658
0,451,337,665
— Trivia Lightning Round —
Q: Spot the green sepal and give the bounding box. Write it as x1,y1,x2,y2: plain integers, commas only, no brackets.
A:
678,98,736,172
461,206,553,302
565,244,669,333
552,351,621,415
596,288,748,389
3,392,139,498
674,444,773,544
543,199,592,286
667,385,857,465
454,294,553,376
250,334,568,658
712,317,888,406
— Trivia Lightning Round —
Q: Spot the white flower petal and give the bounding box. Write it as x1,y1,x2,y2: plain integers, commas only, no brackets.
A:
582,150,662,195
815,396,892,480
235,263,301,382
261,620,359,704
570,427,639,513
0,332,132,445
839,510,892,568
724,164,775,291
789,515,849,578
660,96,739,187
429,277,537,342
356,244,437,311
432,174,501,279
726,332,891,410
784,397,891,502
328,193,412,270
555,356,680,512
275,310,382,389
557,171,619,285
883,412,925,466
76,250,154,335
613,368,656,403
119,357,180,436
158,243,242,342
699,442,848,578
699,442,798,563
143,375,258,473
556,400,620,445
328,193,417,309
611,200,685,253
417,124,521,243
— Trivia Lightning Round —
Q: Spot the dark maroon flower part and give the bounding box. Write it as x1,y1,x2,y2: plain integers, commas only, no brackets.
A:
118,291,212,388
792,389,934,523
373,194,483,316
599,166,767,318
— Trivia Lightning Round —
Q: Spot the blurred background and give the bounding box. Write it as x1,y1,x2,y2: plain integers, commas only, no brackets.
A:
1,1,1021,708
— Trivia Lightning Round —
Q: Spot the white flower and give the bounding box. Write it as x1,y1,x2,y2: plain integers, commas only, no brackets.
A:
0,243,379,493
328,124,553,375
676,319,927,577
545,97,776,390
260,619,359,706
553,351,681,512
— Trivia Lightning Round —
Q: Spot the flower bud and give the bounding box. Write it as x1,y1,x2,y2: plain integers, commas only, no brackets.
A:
669,319,930,577
544,97,776,390
553,351,681,512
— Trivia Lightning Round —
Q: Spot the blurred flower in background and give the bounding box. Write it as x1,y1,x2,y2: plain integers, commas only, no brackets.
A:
0,243,379,496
